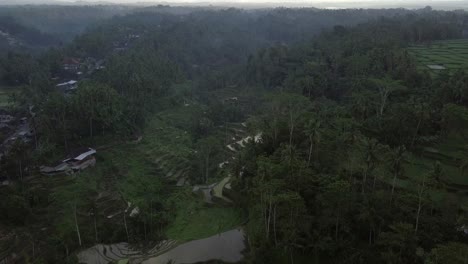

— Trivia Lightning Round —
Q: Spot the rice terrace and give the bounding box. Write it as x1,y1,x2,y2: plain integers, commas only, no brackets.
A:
409,39,468,72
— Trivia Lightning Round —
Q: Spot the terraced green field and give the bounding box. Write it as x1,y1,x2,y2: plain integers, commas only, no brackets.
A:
97,104,247,240
408,39,468,72
399,134,468,205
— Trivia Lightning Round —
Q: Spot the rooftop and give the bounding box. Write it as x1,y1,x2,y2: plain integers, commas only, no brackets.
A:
63,147,96,162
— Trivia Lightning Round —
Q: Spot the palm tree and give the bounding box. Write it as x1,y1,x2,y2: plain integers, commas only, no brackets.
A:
415,162,440,233
389,146,406,205
358,200,377,245
459,145,468,177
360,137,380,193
409,98,429,149
304,117,322,168
369,77,406,117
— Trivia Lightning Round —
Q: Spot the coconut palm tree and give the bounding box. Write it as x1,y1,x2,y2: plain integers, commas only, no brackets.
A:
459,145,468,178
304,117,322,168
360,137,381,193
389,145,406,205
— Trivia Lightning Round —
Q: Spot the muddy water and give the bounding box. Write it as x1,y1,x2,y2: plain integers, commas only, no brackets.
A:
142,228,245,264
77,228,245,264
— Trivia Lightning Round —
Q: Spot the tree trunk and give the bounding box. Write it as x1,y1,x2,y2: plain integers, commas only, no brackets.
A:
266,197,272,239
63,129,69,152
123,212,129,242
415,174,426,233
224,122,228,151
411,118,422,149
205,155,209,183
307,136,313,168
89,117,93,138
362,169,368,194
273,119,278,146
74,203,82,246
273,204,278,246
415,200,422,234
62,113,68,151
150,199,153,236
261,193,268,239
289,107,294,150
94,212,98,242
19,159,23,181
32,120,38,150
378,87,389,117
390,174,397,205
335,214,339,241
372,173,377,191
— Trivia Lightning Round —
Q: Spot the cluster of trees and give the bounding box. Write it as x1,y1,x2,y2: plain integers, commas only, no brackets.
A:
235,12,468,263
1,5,468,263
15,6,428,155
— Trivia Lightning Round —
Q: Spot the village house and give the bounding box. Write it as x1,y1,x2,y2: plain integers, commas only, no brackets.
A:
62,57,81,71
39,161,72,176
95,59,106,70
0,123,10,130
128,33,140,39
0,114,14,124
63,147,97,171
56,80,78,93
40,147,96,176
224,97,239,105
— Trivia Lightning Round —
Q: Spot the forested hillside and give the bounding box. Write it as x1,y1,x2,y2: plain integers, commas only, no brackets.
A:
0,16,59,52
0,5,468,264
0,5,136,42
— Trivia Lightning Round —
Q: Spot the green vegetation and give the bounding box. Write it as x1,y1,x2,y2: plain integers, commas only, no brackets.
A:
1,5,468,264
0,87,14,107
409,39,468,72
166,189,243,241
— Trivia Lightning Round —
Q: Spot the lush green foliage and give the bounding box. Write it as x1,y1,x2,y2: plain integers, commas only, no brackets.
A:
1,5,468,264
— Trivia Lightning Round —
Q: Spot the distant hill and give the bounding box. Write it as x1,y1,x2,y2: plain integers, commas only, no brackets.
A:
0,16,59,52
0,5,136,42
0,0,65,4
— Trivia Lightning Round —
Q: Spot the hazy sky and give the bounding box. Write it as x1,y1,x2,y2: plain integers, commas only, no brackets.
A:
1,0,467,10
57,0,462,2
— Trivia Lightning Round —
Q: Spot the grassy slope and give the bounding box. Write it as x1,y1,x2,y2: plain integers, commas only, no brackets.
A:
165,188,242,241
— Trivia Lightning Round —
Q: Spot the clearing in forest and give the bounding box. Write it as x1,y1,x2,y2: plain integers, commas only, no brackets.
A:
408,39,468,73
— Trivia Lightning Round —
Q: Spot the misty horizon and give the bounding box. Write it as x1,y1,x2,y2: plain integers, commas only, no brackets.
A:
1,0,468,10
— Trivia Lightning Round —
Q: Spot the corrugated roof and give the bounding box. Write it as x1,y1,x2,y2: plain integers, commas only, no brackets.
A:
63,147,96,162
56,80,78,87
